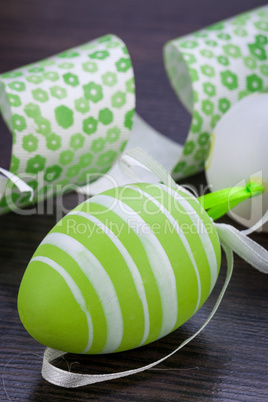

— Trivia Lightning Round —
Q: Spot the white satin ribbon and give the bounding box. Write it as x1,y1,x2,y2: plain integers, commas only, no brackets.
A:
42,243,233,388
41,149,268,388
0,168,34,201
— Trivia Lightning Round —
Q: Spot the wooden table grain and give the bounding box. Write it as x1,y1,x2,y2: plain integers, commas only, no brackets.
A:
0,0,267,400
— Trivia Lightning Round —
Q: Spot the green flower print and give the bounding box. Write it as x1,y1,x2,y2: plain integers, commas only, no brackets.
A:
99,108,113,125
193,90,199,103
63,72,79,87
254,20,268,31
82,61,98,73
89,50,110,60
180,40,198,49
7,94,21,107
70,133,85,150
28,67,44,73
243,56,257,70
59,150,74,166
198,132,210,147
83,116,98,135
115,57,131,72
12,114,26,132
248,43,267,61
24,103,41,119
44,165,62,182
120,140,127,152
182,53,196,65
173,161,186,174
201,100,214,115
26,75,43,84
238,90,251,100
10,155,20,173
126,77,135,94
26,155,46,174
83,82,103,103
260,65,268,76
46,133,61,150
223,44,241,58
35,116,51,135
50,86,67,99
189,68,199,82
75,97,90,114
22,134,38,152
32,88,49,103
97,150,117,166
218,33,231,40
233,28,247,37
43,71,60,82
194,148,208,161
124,109,134,129
246,74,263,92
203,82,216,97
217,55,229,66
8,81,26,92
106,126,120,142
102,72,117,87
66,165,80,178
200,64,215,78
183,140,195,155
58,62,74,69
79,153,93,168
218,98,231,113
200,49,214,58
55,105,74,129
40,59,55,67
211,114,221,129
255,34,268,45
221,70,238,90
205,40,217,47
1,71,22,79
111,91,126,108
59,51,79,58
191,111,203,133
91,138,105,153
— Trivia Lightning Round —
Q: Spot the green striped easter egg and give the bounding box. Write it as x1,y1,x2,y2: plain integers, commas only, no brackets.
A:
18,183,221,354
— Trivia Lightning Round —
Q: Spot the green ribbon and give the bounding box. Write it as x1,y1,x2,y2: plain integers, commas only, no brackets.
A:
198,182,265,220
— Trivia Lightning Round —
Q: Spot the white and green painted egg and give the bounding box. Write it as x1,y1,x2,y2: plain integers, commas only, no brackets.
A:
18,183,221,354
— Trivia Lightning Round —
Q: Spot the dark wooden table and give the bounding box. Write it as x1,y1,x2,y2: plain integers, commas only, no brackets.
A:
0,0,267,400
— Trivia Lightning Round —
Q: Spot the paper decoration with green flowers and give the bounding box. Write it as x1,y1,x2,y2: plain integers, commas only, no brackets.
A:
0,34,135,213
0,6,268,211
164,5,268,180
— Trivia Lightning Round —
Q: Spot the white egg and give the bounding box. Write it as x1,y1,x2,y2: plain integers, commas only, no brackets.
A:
205,93,268,232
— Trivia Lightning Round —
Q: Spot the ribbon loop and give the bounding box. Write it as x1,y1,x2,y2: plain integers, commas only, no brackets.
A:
215,212,268,274
0,168,34,201
42,243,234,388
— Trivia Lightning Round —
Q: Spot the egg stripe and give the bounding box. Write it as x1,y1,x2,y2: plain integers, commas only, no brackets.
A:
41,232,123,354
126,185,201,313
69,210,150,347
31,256,93,354
88,195,178,339
158,184,218,293
84,201,163,346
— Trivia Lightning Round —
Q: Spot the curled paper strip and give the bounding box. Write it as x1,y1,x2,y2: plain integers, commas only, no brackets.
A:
0,34,135,213
41,149,268,388
1,6,268,213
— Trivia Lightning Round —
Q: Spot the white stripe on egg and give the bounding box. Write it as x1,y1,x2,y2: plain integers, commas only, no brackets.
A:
69,210,151,347
89,195,178,340
40,232,123,354
31,256,93,354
